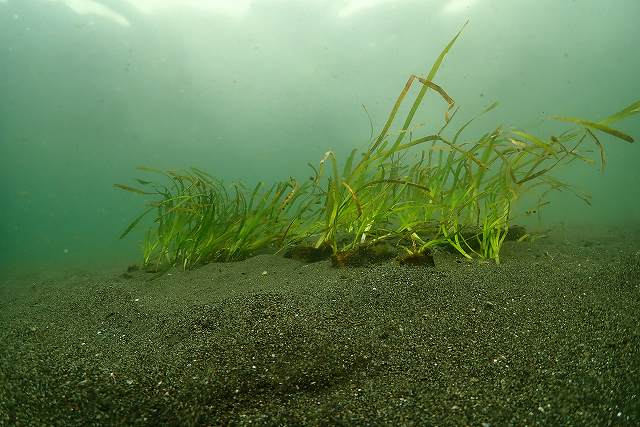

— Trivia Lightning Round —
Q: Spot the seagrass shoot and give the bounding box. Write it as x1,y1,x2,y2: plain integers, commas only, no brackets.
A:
116,25,639,271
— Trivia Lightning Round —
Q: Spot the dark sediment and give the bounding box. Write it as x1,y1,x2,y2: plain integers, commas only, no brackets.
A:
0,226,639,425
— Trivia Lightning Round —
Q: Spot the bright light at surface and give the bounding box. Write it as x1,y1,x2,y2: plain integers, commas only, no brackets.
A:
124,0,252,20
337,0,397,18
35,0,252,27
441,0,477,14
337,0,476,18
43,0,130,26
26,0,474,25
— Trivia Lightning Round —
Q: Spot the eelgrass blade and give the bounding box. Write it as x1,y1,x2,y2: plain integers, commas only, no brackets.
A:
342,149,357,178
511,130,558,156
551,116,634,143
342,181,363,217
599,100,640,126
415,77,455,122
390,21,468,150
585,129,606,172
362,104,375,143
114,183,155,195
119,207,154,239
369,74,416,154
452,102,499,145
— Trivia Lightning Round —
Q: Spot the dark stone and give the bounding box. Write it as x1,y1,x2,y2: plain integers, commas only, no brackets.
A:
505,224,527,241
397,250,435,267
284,245,332,263
331,243,397,267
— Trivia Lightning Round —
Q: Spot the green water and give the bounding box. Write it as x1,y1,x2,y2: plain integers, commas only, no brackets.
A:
1,0,639,275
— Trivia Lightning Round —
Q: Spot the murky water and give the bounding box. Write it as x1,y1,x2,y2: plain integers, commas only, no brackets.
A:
1,0,639,275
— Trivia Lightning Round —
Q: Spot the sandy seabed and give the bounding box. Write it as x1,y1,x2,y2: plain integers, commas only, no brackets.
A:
1,225,639,426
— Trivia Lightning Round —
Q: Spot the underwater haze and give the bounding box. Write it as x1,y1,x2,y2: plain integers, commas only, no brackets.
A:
1,0,639,276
